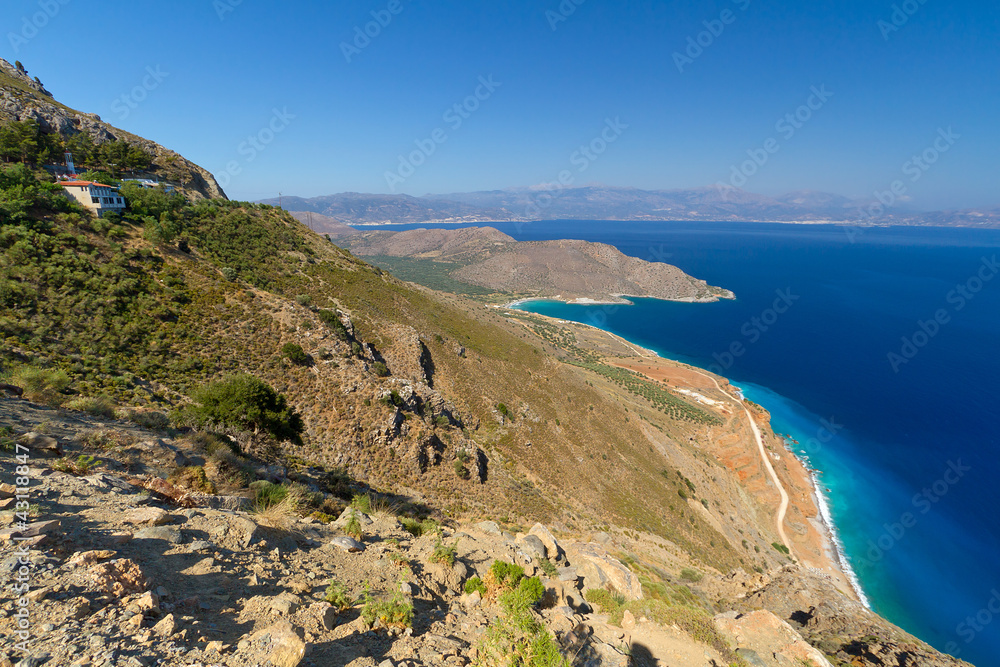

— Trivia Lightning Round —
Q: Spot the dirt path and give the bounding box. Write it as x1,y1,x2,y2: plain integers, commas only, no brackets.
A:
607,358,793,554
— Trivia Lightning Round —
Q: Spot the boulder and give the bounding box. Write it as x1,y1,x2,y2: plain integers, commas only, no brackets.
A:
476,520,501,535
124,507,172,526
16,432,61,456
153,613,178,637
67,550,116,568
333,507,372,527
564,543,643,600
329,536,365,553
134,526,182,544
250,620,306,667
87,558,147,596
714,610,834,667
232,516,259,548
516,534,548,561
528,523,563,560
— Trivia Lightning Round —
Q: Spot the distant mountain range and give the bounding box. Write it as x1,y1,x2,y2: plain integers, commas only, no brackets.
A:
261,185,1000,229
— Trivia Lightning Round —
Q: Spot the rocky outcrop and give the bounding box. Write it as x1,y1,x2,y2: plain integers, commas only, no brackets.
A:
0,57,226,201
564,542,644,601
714,610,834,666
740,566,972,666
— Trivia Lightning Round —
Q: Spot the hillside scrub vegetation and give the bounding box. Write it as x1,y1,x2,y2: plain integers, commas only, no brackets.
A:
0,159,749,575
0,119,153,176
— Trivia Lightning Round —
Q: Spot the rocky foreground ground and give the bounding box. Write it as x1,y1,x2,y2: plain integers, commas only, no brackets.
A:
0,398,970,667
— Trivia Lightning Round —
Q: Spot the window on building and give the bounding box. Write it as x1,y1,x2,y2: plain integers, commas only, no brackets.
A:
91,197,100,204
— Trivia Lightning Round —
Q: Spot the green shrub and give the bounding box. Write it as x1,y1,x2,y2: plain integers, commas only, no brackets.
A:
318,309,350,340
583,588,625,614
372,361,389,377
475,567,567,666
538,558,559,578
0,426,15,453
126,410,171,431
350,493,371,513
430,537,459,567
772,542,790,555
12,366,71,405
488,561,525,590
53,454,102,476
183,374,303,443
64,395,116,418
344,509,364,541
679,568,703,583
361,589,413,629
500,576,545,615
281,342,309,365
400,517,440,537
253,481,290,509
464,576,487,597
169,466,217,494
324,580,353,612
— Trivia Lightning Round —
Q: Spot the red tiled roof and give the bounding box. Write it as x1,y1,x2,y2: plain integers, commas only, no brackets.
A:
61,180,117,188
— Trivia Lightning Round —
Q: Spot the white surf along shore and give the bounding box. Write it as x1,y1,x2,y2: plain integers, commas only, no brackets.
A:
507,301,872,607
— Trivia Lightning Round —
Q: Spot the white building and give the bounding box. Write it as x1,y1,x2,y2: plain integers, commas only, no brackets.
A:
60,180,127,217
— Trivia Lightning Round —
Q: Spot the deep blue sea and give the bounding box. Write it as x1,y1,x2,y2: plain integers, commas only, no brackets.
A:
364,220,1000,665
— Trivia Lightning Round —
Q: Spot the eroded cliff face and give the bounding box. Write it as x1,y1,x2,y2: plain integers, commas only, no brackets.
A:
0,58,226,201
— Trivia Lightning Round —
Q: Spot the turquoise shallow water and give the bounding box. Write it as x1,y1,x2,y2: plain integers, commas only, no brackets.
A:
367,219,1000,665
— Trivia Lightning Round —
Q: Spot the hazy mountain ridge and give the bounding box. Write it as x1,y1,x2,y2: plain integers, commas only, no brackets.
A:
266,185,1000,228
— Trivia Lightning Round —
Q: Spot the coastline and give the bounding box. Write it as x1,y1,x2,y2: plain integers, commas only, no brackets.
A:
804,464,872,608
502,290,735,310
508,301,869,605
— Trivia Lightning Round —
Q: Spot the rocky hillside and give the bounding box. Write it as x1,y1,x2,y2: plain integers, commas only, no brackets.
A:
0,58,225,201
0,399,969,667
343,227,734,304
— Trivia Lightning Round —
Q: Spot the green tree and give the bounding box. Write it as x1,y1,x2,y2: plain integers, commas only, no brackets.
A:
281,342,309,365
64,132,96,167
120,181,185,219
77,170,119,187
187,374,303,443
0,120,41,164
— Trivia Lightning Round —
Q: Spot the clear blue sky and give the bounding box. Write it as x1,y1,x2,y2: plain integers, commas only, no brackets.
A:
5,0,998,208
